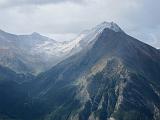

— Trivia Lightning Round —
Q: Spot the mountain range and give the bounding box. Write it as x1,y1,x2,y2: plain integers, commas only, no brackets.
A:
0,22,120,75
0,22,160,120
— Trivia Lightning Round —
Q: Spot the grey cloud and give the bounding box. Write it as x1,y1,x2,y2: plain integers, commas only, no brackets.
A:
0,0,85,8
0,0,160,48
125,0,160,28
122,0,160,48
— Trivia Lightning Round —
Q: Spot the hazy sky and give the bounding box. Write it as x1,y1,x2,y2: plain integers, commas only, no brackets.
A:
0,0,160,48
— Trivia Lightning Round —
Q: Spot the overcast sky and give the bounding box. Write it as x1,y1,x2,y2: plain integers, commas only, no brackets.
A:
0,0,160,48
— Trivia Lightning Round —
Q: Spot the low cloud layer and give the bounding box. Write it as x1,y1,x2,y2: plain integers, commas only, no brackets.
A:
0,0,160,48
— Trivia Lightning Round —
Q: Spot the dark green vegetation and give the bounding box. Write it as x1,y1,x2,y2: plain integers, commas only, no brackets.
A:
0,28,160,120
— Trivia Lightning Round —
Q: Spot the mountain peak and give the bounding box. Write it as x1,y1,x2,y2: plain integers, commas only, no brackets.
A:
95,21,123,33
31,32,41,36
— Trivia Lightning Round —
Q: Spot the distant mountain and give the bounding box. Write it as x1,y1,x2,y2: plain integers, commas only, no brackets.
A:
0,22,160,120
0,30,83,74
0,30,56,74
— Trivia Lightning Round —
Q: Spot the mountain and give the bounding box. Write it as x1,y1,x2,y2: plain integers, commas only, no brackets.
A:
0,22,160,120
31,22,160,120
0,30,55,74
0,30,80,74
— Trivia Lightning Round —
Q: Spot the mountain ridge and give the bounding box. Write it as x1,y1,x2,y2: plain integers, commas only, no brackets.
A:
31,27,160,120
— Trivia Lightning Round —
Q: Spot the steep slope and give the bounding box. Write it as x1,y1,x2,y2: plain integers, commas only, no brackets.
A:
33,25,160,120
0,65,49,120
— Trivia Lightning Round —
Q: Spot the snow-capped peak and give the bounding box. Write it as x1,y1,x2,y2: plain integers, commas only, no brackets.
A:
60,22,123,55
94,21,123,32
